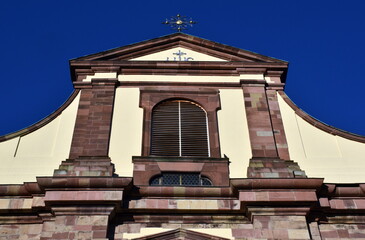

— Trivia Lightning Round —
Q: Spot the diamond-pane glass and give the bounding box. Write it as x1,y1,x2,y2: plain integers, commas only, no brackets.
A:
150,173,212,186
201,177,212,186
150,177,161,185
162,173,180,185
181,173,200,185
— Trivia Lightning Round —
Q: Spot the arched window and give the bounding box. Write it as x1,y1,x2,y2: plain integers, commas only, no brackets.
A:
150,99,210,157
150,173,212,186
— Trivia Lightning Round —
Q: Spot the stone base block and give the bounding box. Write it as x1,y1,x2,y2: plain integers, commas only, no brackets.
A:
54,156,115,177
247,157,306,178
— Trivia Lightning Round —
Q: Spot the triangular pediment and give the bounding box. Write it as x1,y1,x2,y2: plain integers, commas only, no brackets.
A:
132,228,230,240
71,33,286,63
130,46,227,62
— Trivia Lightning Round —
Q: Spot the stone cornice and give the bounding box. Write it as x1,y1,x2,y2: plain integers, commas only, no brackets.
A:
71,33,288,64
0,177,133,196
70,60,288,82
231,178,324,190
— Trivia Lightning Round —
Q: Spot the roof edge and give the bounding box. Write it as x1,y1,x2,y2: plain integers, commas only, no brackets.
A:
0,90,80,142
278,91,365,143
70,33,287,63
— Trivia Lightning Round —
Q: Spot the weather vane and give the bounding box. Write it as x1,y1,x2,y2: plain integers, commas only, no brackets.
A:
162,14,197,32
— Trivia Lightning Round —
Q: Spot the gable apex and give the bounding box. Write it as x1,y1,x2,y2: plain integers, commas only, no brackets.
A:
71,33,287,63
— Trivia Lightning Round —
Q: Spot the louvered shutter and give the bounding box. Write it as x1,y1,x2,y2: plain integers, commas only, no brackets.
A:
180,101,209,157
151,101,180,156
150,100,209,157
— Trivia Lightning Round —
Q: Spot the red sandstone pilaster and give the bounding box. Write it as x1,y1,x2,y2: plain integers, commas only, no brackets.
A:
54,78,118,177
69,79,118,158
242,82,278,158
266,89,290,160
242,81,306,178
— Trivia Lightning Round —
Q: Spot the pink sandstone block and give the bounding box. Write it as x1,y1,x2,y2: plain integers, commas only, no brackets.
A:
240,191,315,202
320,230,339,238
350,232,365,238
44,190,123,202
232,228,255,238
269,191,295,201
52,232,69,239
32,196,46,207
8,199,24,209
239,192,256,201
259,229,274,239
93,231,106,238
92,225,108,231
65,216,76,226
354,199,365,209
273,229,289,239
157,199,169,208
255,191,269,201
319,198,330,207
74,225,93,231
329,199,346,209
337,229,350,238
294,191,317,201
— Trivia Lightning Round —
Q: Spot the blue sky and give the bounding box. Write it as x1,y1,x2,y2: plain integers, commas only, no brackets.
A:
0,1,364,136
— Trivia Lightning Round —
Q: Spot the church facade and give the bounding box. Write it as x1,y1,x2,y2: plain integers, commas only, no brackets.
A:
1,33,365,239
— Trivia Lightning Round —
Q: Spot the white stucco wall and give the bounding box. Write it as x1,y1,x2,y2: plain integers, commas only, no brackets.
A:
0,93,80,184
278,93,365,183
218,89,252,178
109,88,143,177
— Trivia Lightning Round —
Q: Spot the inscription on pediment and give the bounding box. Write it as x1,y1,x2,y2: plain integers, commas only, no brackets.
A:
130,47,227,62
166,50,194,61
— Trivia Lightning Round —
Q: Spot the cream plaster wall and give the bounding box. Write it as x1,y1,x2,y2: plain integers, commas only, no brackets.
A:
0,94,80,184
118,74,242,83
241,74,264,80
130,47,227,62
109,88,143,177
121,227,233,239
218,89,252,178
278,93,365,183
119,74,269,83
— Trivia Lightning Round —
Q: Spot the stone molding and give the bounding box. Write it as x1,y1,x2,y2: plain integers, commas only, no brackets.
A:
71,33,287,63
139,88,221,158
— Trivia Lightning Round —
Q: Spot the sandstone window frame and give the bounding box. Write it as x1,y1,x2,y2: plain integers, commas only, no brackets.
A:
139,88,221,158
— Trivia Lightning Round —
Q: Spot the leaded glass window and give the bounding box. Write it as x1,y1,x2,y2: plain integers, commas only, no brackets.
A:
150,173,212,186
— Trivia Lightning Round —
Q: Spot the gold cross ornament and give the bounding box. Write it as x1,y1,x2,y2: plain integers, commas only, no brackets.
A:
163,14,197,32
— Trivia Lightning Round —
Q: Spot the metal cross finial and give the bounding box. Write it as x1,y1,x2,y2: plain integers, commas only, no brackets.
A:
162,14,197,32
